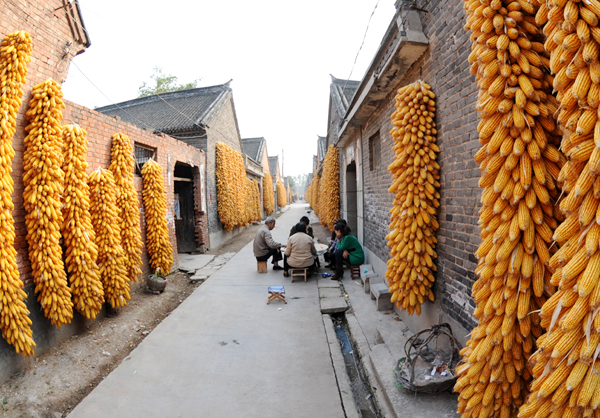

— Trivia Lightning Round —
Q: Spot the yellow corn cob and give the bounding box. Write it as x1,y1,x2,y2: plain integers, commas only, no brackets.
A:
276,180,287,209
89,169,131,308
23,79,73,328
215,142,251,230
386,80,440,316
318,145,340,229
458,1,566,417
109,133,143,282
61,125,104,319
141,160,173,275
263,172,275,215
0,31,35,356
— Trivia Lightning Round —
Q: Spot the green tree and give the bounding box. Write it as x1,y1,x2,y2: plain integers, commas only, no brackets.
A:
138,67,201,97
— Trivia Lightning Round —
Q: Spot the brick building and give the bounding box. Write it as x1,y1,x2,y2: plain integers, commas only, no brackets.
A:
329,0,478,342
0,0,208,382
242,137,270,218
97,82,251,250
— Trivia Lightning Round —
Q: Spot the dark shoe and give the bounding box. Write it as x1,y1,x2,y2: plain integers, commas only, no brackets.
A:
273,265,283,271
283,271,289,277
330,273,343,281
324,264,332,268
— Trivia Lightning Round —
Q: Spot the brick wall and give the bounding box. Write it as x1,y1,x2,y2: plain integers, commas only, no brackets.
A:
359,0,480,330
0,2,208,382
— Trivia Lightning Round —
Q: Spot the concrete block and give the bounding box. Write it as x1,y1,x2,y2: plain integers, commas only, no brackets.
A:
318,279,340,289
320,297,348,314
359,264,378,285
371,283,393,311
319,288,341,299
364,275,384,294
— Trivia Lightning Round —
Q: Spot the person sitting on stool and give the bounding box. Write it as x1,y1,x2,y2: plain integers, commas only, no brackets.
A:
283,221,317,277
324,219,347,269
289,216,314,238
331,223,364,281
254,216,285,270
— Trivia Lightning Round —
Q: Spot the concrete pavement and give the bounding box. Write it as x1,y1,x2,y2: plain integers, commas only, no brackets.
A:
68,203,345,418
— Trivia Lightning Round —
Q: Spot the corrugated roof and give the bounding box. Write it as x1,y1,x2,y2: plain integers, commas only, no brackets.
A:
96,82,232,134
242,137,266,163
268,156,279,178
330,75,360,118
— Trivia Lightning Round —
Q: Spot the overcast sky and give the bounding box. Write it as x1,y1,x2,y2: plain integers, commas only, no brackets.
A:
62,0,398,177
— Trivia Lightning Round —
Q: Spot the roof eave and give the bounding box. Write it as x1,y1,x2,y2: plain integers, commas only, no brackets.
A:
336,8,429,149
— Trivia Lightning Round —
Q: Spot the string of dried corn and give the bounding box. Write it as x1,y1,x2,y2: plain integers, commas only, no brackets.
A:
61,125,104,319
276,180,287,208
518,1,600,417
23,79,73,328
385,80,440,316
263,172,275,215
216,142,249,231
141,160,173,275
455,1,565,417
88,168,131,308
0,31,35,356
109,133,143,282
319,145,341,230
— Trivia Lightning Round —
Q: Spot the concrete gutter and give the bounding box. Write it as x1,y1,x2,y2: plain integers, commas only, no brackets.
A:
336,7,429,149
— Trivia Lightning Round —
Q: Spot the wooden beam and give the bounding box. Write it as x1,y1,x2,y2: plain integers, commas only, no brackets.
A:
174,177,193,183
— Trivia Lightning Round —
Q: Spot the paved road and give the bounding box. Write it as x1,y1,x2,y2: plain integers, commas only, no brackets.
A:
68,203,344,418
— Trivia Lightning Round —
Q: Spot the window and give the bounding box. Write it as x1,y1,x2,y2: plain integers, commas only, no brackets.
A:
369,131,381,171
135,143,157,176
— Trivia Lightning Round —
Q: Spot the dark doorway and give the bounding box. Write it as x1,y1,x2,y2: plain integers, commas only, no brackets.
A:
174,163,197,253
346,162,358,236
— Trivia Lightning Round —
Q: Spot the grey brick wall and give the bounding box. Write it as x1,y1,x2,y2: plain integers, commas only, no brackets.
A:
361,0,480,330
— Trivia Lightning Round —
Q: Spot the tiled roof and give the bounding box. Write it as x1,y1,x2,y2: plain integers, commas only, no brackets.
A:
242,137,266,163
268,156,279,178
96,82,232,134
330,75,360,117
317,136,327,162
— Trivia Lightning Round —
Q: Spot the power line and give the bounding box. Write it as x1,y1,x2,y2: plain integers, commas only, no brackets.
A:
340,0,380,101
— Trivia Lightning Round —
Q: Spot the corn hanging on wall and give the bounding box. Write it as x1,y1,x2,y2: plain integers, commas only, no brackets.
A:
455,1,566,416
0,31,35,356
89,169,131,307
251,179,261,222
23,78,73,328
276,180,287,208
518,1,600,417
319,145,341,230
61,125,104,319
306,174,320,215
109,133,143,282
263,172,275,215
215,142,249,231
385,81,440,316
141,160,173,275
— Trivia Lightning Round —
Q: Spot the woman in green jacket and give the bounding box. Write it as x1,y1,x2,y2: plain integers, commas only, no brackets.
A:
331,223,364,281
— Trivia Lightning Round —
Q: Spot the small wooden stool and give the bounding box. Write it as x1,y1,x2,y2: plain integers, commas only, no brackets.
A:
257,261,268,273
350,265,360,280
290,268,308,283
267,286,286,304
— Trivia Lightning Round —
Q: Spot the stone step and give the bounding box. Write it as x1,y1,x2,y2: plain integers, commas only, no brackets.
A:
359,264,378,285
376,320,410,363
364,275,383,294
370,283,393,311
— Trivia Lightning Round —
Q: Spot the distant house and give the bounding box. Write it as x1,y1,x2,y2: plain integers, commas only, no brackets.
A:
242,137,270,217
268,156,282,209
96,81,249,249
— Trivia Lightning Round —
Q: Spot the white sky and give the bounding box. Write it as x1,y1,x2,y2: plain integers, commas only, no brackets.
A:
62,0,398,178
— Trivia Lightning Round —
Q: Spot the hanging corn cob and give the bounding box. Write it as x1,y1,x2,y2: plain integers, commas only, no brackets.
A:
0,31,34,356
109,133,143,282
263,172,275,215
319,145,341,230
385,81,440,316
276,180,287,208
215,142,249,231
61,125,104,318
23,78,73,328
141,160,173,275
251,179,261,222
311,174,321,216
455,1,565,417
89,168,131,308
518,1,600,417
